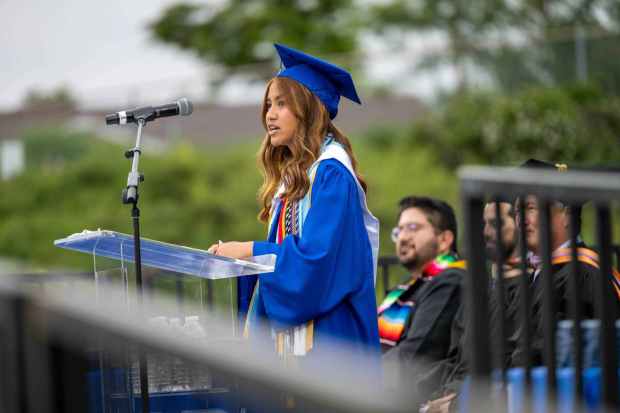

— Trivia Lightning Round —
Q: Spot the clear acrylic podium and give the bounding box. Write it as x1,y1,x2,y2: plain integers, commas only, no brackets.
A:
54,229,275,413
54,229,275,279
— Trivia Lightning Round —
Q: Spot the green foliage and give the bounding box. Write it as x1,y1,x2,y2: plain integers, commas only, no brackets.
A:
7,83,618,279
409,84,620,168
357,135,458,258
149,0,363,82
0,126,460,272
22,128,98,169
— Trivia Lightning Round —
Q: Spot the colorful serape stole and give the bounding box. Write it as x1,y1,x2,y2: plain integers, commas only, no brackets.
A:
377,278,418,347
551,247,620,302
377,253,465,348
421,253,467,278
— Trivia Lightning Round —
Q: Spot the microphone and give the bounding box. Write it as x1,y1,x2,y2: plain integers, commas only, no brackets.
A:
105,98,193,125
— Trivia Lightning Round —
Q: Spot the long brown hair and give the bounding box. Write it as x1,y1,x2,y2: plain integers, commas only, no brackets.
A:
257,77,367,222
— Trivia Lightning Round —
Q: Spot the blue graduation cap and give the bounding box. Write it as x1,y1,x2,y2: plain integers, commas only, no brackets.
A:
274,43,361,119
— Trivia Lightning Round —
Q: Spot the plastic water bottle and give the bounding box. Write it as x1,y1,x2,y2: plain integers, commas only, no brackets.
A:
147,316,171,393
184,315,211,390
556,319,601,368
184,315,207,339
129,353,141,395
555,319,612,412
168,317,191,391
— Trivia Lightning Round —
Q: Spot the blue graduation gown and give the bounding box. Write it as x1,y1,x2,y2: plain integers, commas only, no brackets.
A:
238,159,380,359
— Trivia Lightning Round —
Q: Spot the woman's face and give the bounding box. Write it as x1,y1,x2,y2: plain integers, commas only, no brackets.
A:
265,81,299,147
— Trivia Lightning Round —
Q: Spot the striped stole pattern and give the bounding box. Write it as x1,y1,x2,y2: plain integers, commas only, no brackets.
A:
244,166,320,357
273,196,315,357
377,253,466,348
551,247,620,301
377,279,418,347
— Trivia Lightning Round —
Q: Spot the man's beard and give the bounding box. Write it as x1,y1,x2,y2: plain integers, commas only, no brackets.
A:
398,241,439,273
400,256,422,271
485,240,517,261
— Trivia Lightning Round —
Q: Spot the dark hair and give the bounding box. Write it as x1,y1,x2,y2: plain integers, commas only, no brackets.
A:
397,196,458,253
257,77,366,222
551,202,583,235
486,197,515,219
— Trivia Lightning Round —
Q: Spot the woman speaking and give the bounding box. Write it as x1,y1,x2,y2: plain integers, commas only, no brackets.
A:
209,44,380,360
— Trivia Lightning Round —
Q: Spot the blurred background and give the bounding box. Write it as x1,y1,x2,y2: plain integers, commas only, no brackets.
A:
2,0,620,296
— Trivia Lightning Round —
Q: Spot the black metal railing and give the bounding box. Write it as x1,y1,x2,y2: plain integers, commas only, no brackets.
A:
0,274,411,413
460,166,620,412
378,255,400,297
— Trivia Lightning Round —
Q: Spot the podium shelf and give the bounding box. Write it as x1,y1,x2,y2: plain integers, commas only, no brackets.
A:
54,230,275,279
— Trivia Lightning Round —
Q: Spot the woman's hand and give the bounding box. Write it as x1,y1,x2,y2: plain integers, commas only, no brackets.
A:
207,241,253,259
420,393,456,413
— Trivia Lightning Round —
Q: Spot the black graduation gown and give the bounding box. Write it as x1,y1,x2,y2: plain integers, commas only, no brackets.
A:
420,273,523,401
382,268,464,402
431,246,620,401
510,257,620,366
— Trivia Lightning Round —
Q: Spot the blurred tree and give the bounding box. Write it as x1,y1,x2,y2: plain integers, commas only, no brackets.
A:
150,1,620,95
369,0,620,94
368,0,513,90
408,83,620,168
22,86,76,111
149,0,364,86
508,0,620,93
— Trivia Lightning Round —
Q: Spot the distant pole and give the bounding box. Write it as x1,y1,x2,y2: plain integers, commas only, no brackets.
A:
575,25,588,82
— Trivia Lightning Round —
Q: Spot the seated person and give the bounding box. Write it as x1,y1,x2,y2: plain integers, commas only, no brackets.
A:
421,199,523,412
510,159,620,366
379,196,465,402
423,159,620,412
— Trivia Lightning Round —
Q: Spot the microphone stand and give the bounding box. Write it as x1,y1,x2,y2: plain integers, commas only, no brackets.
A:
122,113,150,413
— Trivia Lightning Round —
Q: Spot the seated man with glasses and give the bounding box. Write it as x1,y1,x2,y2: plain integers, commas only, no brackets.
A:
380,196,465,401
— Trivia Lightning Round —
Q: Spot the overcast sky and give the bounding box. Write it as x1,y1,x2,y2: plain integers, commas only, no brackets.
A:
1,1,456,112
1,0,220,111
